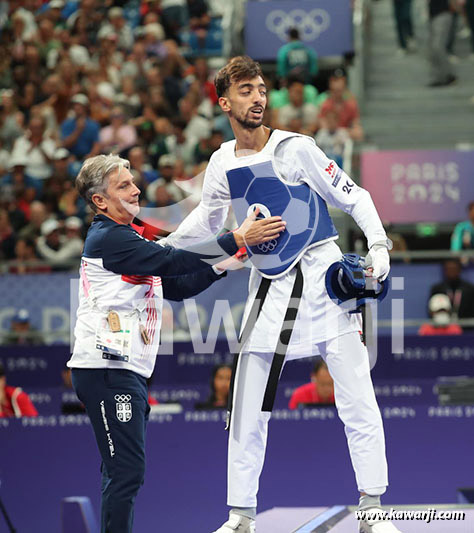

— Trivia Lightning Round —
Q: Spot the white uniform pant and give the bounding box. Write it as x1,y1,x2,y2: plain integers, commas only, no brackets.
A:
227,331,388,508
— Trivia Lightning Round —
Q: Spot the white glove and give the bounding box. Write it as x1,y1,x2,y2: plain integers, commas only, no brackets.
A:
364,241,390,281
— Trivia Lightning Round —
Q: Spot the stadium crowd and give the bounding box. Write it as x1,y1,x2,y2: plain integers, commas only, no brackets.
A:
0,0,363,275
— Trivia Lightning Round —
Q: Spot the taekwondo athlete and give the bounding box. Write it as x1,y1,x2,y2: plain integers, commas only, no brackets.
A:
162,57,400,533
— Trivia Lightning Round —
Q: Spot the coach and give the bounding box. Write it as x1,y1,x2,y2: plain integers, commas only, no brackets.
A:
67,154,285,533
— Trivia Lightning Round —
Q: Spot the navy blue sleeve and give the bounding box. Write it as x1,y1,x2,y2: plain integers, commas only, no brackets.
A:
162,269,227,301
101,224,238,276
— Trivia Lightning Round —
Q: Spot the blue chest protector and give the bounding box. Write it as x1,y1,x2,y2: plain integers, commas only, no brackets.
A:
226,160,338,278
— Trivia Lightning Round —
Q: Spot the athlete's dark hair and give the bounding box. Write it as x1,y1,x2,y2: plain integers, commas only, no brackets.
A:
214,56,263,98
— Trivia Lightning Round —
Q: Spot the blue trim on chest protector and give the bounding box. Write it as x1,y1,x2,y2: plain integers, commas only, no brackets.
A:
226,160,338,277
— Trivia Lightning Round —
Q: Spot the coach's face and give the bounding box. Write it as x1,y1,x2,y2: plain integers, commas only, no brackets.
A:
93,167,141,224
220,76,267,129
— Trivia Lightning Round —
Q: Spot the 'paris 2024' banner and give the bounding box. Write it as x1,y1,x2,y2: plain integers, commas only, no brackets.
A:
361,150,474,224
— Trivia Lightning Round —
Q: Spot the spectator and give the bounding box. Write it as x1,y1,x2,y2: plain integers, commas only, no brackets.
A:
429,259,474,320
9,236,50,274
157,154,186,198
148,117,174,167
18,200,49,242
88,81,117,126
36,17,61,65
3,309,45,346
392,0,415,55
36,217,83,271
50,147,72,181
101,7,134,51
60,93,100,160
272,77,319,134
165,117,195,165
428,0,456,87
9,114,57,181
179,93,212,155
35,73,72,129
419,293,463,335
128,145,159,189
115,77,141,119
277,28,318,84
99,106,137,155
268,76,324,111
315,110,350,168
0,208,16,260
289,360,335,409
195,364,232,409
143,22,168,60
187,0,211,43
146,178,185,232
45,0,67,29
2,156,40,204
0,89,24,150
192,56,218,105
160,0,189,42
318,69,364,141
0,362,38,418
451,201,474,251
194,129,224,164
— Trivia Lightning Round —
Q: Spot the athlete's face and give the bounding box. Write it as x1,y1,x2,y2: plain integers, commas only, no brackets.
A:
220,76,267,129
93,167,141,224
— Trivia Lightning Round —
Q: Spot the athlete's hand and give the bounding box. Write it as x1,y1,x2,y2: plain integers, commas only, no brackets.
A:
233,207,286,248
365,242,390,281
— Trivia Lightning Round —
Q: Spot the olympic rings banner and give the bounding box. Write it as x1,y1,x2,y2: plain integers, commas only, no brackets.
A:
361,149,474,224
244,0,354,60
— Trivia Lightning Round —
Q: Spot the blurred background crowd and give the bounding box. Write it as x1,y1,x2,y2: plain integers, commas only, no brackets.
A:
0,0,367,277
0,0,474,412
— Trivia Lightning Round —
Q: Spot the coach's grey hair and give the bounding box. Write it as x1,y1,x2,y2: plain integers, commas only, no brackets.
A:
76,154,130,211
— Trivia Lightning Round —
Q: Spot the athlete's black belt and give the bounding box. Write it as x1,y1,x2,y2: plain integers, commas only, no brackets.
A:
226,263,303,430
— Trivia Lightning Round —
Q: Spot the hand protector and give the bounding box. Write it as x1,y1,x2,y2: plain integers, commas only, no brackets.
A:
364,241,390,281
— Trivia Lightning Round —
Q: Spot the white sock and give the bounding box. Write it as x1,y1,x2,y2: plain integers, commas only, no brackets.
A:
231,507,256,520
359,494,381,510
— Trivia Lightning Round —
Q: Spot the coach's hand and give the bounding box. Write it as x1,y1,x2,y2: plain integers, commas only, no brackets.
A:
233,207,286,248
214,250,248,272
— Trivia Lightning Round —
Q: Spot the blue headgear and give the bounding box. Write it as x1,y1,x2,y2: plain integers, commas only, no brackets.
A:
325,253,389,311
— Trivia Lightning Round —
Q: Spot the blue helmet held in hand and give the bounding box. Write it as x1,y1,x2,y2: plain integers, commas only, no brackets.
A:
325,253,389,311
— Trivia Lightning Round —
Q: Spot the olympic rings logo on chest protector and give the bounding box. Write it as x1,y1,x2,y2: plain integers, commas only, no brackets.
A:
258,239,278,253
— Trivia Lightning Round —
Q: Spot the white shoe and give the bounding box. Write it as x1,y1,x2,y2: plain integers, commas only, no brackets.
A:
359,516,402,533
212,511,256,533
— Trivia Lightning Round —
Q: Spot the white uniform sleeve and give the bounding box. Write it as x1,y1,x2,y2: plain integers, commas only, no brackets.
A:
163,151,231,249
284,136,387,249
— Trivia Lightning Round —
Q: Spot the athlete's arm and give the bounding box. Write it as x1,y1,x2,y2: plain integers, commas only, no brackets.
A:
287,136,390,279
163,153,232,249
288,136,387,249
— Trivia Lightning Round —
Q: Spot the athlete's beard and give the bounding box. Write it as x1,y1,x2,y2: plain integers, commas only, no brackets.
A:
233,108,264,130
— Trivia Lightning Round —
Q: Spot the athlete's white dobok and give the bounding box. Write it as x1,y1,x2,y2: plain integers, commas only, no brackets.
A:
165,130,387,354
